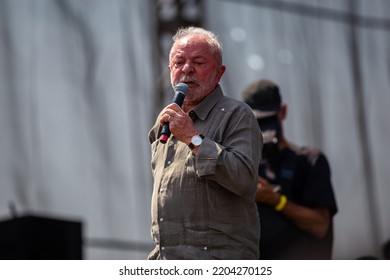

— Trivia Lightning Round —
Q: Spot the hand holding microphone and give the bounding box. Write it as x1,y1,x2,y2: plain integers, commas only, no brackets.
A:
159,83,189,143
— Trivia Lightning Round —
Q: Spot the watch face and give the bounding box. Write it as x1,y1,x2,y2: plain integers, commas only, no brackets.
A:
192,135,203,146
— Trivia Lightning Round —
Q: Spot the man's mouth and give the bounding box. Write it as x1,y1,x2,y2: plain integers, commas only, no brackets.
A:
182,81,196,86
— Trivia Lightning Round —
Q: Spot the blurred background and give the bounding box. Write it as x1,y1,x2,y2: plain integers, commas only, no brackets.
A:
0,0,389,260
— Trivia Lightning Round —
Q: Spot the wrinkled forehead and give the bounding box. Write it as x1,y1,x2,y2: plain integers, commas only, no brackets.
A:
170,35,214,60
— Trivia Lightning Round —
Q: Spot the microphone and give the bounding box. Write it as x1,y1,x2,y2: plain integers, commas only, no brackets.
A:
159,83,189,143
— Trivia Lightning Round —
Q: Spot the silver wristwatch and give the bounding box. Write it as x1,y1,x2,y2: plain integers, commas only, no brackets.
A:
188,134,204,150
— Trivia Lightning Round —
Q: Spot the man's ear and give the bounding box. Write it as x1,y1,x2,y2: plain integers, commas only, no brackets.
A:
279,104,287,121
216,65,226,82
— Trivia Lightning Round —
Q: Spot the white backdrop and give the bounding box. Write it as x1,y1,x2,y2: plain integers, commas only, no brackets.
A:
0,0,389,260
0,0,156,259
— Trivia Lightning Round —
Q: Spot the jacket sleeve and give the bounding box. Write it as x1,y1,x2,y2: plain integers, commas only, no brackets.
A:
195,104,263,197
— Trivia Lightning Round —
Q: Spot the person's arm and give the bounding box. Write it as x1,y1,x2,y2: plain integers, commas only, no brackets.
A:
160,100,262,197
278,198,330,238
195,106,262,196
257,177,330,238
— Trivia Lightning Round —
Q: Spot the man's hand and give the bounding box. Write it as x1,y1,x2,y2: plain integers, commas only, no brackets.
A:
256,176,280,206
159,103,199,145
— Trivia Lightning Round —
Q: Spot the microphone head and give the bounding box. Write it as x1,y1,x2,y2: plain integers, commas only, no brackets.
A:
174,83,189,95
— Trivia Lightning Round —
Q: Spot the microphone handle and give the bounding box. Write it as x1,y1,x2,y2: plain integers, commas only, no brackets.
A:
159,92,186,143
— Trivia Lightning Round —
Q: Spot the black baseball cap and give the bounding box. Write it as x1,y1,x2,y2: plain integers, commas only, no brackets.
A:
242,79,282,118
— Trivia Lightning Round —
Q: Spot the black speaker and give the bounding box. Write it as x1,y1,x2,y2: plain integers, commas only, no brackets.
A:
0,215,82,259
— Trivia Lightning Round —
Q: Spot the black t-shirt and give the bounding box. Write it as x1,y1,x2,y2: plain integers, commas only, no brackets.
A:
258,145,338,260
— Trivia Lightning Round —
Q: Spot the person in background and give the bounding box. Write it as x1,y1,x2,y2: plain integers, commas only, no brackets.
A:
242,79,338,259
382,239,390,260
356,238,390,260
147,26,262,260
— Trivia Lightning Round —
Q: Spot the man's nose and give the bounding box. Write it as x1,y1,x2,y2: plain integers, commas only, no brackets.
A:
182,63,194,74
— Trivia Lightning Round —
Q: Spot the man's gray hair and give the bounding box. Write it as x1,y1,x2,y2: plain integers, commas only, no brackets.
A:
170,26,223,66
